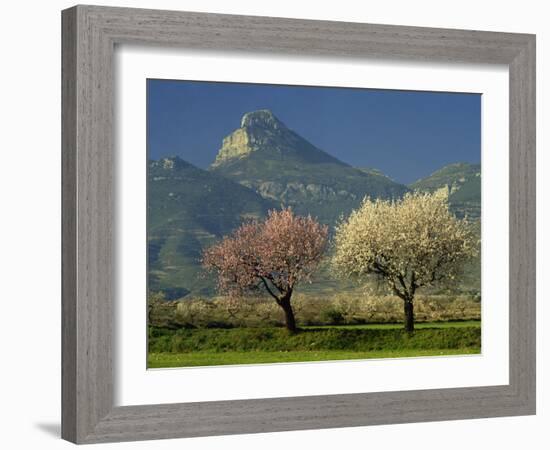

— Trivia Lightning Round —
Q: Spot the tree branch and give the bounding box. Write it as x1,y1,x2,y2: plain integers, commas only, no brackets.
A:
373,261,390,277
259,276,280,302
391,281,407,301
397,274,411,300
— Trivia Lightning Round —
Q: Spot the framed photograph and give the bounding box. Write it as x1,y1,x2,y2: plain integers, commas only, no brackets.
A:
62,5,536,444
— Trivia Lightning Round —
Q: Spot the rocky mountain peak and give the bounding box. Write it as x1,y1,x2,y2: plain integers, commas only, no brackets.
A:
211,110,289,167
211,109,345,168
240,109,285,130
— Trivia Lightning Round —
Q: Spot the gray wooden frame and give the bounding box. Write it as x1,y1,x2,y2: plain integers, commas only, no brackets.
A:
62,4,536,444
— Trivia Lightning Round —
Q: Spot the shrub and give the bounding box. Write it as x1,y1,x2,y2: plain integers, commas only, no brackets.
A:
320,308,345,325
148,291,481,329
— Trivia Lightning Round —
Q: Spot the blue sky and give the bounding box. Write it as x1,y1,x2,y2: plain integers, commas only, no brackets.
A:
147,79,480,184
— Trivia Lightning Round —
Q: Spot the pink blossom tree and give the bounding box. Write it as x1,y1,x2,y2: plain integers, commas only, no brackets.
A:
202,208,329,332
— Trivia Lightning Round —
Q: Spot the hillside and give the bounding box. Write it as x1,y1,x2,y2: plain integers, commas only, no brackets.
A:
147,156,275,297
410,162,481,219
210,110,409,224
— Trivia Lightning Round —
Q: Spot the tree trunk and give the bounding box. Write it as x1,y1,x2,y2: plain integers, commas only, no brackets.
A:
404,299,414,333
278,294,297,333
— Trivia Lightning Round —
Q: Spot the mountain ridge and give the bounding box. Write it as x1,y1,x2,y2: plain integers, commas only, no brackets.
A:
210,109,409,224
148,156,276,297
409,162,481,219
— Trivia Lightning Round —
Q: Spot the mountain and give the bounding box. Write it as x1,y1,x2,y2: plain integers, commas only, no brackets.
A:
212,110,344,168
409,162,480,192
357,167,397,182
148,115,480,298
410,162,481,219
148,156,275,298
210,110,409,224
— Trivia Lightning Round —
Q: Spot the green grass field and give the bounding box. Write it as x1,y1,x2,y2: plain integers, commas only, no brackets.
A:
148,347,480,368
148,321,481,368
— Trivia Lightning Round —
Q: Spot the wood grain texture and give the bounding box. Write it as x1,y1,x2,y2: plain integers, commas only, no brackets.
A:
508,36,536,407
61,4,536,444
61,7,77,443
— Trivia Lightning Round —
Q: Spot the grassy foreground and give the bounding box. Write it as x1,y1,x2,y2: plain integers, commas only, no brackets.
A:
149,348,480,368
148,322,481,368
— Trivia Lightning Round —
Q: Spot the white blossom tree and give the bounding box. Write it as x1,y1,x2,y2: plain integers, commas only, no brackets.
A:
332,190,479,332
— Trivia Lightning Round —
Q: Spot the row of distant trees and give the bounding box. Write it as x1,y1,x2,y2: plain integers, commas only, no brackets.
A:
202,190,479,333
